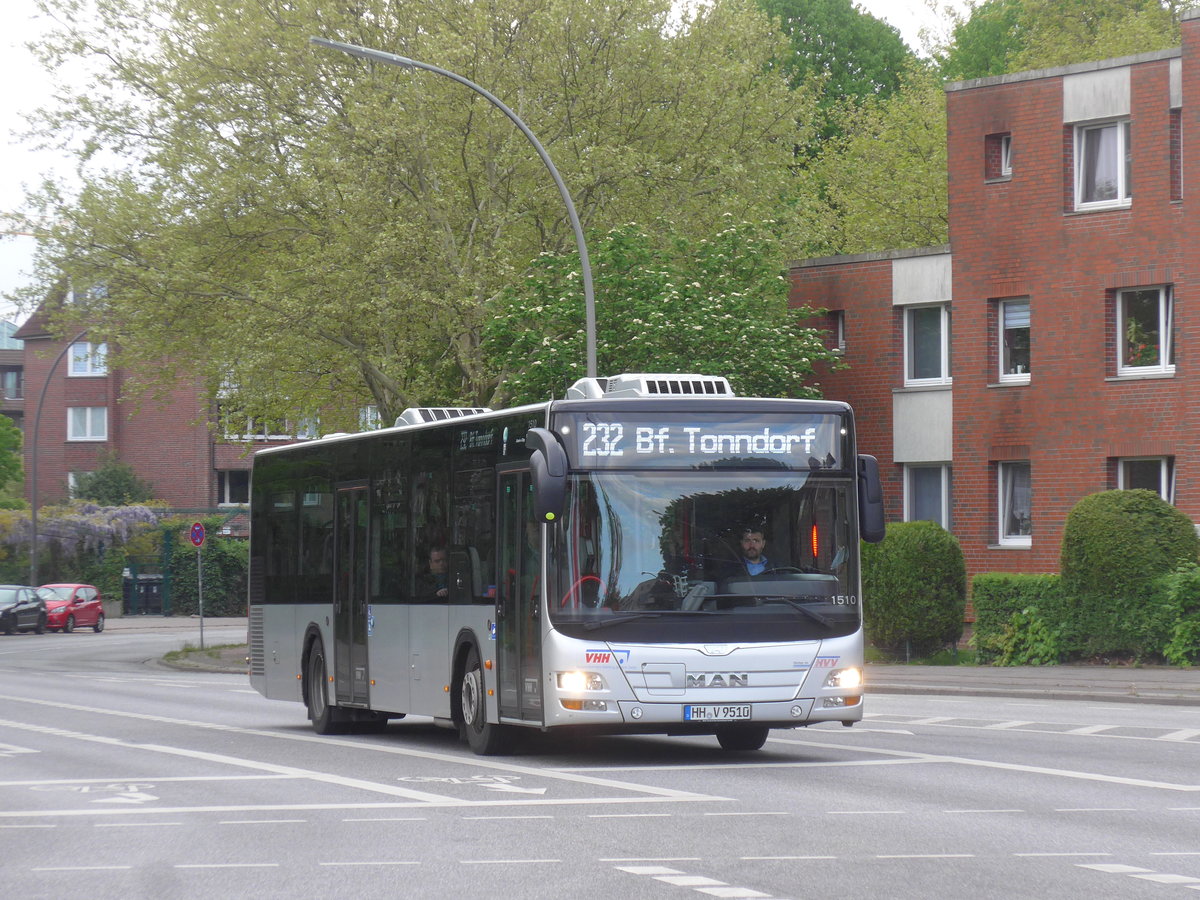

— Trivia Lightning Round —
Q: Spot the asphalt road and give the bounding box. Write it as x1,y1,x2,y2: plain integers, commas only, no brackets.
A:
0,622,1197,899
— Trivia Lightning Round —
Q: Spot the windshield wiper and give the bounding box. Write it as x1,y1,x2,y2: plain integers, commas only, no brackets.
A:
763,597,834,628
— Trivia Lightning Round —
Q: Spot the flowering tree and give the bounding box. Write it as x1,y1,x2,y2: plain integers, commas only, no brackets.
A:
481,219,841,405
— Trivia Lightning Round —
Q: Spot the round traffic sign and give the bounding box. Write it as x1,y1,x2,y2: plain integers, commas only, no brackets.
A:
190,522,206,547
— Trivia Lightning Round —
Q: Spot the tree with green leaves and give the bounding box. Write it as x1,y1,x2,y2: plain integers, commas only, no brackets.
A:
482,219,840,404
757,0,914,100
19,0,816,424
939,0,1182,80
0,415,22,504
71,451,156,506
798,63,949,255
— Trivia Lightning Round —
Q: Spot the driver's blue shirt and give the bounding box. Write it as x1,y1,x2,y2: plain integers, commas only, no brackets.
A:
743,556,768,576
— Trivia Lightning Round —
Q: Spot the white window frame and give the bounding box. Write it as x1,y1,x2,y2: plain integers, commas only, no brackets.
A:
359,405,383,431
68,341,107,377
904,464,952,529
1117,456,1174,503
67,406,107,441
1075,119,1131,210
1000,134,1013,177
217,470,250,506
999,298,1031,383
1117,286,1174,376
904,304,952,386
998,461,1032,547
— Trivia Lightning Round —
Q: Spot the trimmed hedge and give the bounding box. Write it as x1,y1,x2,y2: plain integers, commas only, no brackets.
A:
862,521,965,659
971,573,1064,665
1060,489,1199,658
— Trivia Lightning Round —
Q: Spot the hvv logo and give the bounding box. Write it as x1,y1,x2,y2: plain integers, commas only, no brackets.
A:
585,649,630,665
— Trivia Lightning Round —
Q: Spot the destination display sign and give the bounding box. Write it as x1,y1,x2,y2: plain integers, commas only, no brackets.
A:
554,412,847,470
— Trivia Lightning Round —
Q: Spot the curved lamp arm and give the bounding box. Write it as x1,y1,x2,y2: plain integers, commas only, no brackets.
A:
310,37,597,379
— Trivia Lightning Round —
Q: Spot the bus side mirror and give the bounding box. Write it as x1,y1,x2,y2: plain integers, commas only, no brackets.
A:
857,454,886,543
526,427,567,523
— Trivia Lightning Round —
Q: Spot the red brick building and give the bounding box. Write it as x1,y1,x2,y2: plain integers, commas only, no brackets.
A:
791,12,1200,582
15,302,303,510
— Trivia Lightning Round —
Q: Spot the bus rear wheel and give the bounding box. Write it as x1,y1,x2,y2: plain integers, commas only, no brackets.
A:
459,645,511,755
715,725,770,752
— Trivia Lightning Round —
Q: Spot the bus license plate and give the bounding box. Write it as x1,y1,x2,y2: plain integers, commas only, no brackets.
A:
683,704,751,722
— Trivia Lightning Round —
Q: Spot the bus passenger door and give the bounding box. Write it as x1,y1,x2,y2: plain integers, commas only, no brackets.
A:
496,470,542,722
334,483,370,707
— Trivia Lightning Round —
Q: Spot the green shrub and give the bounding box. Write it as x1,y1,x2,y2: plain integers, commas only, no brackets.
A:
1159,563,1200,666
1060,490,1199,658
167,517,249,617
862,521,966,659
995,607,1062,666
971,572,1064,664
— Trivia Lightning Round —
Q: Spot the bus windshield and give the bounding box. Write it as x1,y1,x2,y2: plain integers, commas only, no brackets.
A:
549,471,860,643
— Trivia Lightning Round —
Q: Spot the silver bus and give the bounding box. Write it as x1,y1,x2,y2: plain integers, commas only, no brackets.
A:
248,373,885,754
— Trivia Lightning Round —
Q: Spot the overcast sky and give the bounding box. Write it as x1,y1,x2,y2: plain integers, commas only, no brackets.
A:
0,0,956,325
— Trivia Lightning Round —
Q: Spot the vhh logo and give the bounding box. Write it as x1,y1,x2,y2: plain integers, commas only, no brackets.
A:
584,649,630,665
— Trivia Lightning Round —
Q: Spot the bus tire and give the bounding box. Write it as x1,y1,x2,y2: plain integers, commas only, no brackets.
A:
459,645,511,755
715,725,770,752
306,639,347,735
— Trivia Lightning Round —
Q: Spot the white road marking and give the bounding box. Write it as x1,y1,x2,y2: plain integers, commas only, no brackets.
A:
0,694,718,805
770,735,1200,792
460,858,561,865
1162,729,1200,741
319,860,420,866
984,720,1035,730
175,862,280,869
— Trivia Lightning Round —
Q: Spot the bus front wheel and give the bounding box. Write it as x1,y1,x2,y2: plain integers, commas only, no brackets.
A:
715,725,770,752
459,645,511,755
306,640,346,735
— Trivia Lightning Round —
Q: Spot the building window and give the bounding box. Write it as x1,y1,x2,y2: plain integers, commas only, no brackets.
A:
1,369,22,399
999,298,1030,382
218,403,317,441
359,406,382,431
217,470,250,505
986,132,1012,180
1118,456,1174,502
69,341,108,376
998,461,1032,546
904,464,952,529
904,304,952,385
1117,286,1174,375
1075,119,1131,209
829,310,846,352
67,406,107,441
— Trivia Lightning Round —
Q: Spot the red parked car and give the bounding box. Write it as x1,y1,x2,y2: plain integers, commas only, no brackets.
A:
39,584,106,633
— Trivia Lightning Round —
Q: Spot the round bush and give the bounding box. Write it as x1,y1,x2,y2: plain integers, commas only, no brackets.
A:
861,521,965,658
1059,489,1200,658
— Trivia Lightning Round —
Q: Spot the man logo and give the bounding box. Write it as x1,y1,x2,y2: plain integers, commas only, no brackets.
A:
685,673,749,688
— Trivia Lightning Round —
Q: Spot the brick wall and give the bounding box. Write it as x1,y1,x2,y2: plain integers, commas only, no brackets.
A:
789,22,1200,584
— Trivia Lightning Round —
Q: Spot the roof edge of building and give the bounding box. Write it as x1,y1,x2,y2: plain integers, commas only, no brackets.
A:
945,46,1181,94
788,244,951,271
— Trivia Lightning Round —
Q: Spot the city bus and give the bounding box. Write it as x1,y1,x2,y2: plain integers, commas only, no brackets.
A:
248,373,885,754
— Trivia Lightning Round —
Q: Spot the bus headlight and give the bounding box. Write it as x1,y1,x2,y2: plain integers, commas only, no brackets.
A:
824,667,862,690
557,671,605,692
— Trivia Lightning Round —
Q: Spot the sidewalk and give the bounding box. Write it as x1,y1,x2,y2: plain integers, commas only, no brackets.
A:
868,662,1200,706
107,616,1200,703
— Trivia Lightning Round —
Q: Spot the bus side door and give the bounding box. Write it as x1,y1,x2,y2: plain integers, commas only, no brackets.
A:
496,469,543,722
334,482,370,707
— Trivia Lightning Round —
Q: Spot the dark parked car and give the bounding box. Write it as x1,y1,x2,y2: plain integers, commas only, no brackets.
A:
0,585,47,634
39,583,105,633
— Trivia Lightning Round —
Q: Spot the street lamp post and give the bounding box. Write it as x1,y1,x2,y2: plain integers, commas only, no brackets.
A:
30,330,88,586
310,37,598,379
